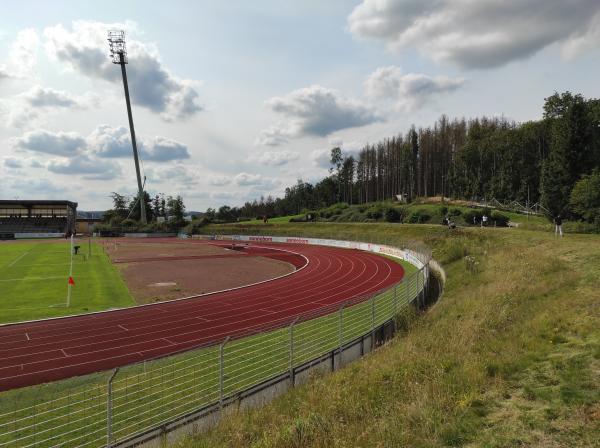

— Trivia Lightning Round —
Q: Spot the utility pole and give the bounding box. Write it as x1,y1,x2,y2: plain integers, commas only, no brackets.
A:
108,30,146,224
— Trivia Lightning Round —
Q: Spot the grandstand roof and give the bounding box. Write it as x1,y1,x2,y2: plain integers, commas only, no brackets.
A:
0,200,77,207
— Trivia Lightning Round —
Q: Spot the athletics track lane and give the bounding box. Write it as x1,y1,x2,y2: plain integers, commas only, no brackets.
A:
0,240,404,391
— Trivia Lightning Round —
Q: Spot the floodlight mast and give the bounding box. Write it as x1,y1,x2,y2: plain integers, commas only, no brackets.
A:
108,30,147,224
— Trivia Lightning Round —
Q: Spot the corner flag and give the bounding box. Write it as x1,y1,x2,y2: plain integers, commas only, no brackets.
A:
68,276,75,286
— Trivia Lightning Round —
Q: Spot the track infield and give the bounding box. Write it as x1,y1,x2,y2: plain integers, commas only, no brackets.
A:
0,238,406,391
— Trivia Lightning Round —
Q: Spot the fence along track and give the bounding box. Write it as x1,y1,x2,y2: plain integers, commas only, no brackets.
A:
0,235,430,448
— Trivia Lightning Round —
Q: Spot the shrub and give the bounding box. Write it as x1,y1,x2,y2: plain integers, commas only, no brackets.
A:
463,209,483,225
121,218,137,228
439,206,448,216
366,210,382,219
443,240,469,263
348,212,364,222
394,304,419,335
490,211,510,227
570,170,600,223
449,207,462,217
385,207,402,223
366,206,383,219
184,218,211,234
407,209,431,223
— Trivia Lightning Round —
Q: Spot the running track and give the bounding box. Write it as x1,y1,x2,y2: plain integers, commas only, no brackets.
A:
0,239,404,391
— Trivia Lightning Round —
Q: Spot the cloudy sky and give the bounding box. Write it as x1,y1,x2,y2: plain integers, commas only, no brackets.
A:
1,0,599,211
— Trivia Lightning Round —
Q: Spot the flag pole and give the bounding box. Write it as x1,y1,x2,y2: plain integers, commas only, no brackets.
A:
67,234,74,307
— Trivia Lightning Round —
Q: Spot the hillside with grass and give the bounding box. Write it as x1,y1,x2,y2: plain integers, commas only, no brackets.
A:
177,221,600,447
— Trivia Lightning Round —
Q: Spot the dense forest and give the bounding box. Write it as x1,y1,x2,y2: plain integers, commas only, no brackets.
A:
223,91,600,222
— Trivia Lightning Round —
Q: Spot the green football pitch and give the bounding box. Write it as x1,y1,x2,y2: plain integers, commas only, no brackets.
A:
0,240,134,324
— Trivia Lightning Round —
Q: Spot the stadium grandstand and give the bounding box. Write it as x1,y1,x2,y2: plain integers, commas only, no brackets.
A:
0,200,77,239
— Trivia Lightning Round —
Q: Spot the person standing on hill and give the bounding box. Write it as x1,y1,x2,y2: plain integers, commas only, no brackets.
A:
554,214,563,237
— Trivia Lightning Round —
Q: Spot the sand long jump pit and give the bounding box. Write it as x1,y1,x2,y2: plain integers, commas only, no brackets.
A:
102,239,304,304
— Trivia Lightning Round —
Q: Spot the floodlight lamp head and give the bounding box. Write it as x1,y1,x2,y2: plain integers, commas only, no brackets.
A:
108,30,127,64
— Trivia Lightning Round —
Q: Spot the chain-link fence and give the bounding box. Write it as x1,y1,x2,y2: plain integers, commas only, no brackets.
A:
0,235,431,448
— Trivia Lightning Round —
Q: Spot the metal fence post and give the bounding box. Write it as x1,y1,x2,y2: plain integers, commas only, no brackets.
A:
371,296,376,350
219,337,230,410
339,303,345,368
419,267,424,308
106,367,119,448
289,318,299,387
425,263,429,302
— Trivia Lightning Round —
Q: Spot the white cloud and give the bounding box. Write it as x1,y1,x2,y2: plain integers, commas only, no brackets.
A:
311,140,364,169
12,129,86,156
44,21,202,120
234,172,264,186
348,0,600,69
365,66,464,110
250,150,299,166
88,125,131,158
561,13,600,59
21,85,80,108
47,155,121,180
148,136,190,162
3,158,23,169
208,175,231,186
210,191,237,200
0,28,39,79
87,125,190,161
146,164,198,186
255,125,291,146
9,178,64,196
1,85,100,131
9,126,190,183
3,106,40,129
234,172,280,190
260,85,382,143
310,148,332,170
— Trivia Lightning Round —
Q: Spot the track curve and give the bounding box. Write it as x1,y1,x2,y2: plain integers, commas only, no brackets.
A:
0,239,404,391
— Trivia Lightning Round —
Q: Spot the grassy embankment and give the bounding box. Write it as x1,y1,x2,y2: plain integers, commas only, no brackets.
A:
177,221,600,447
239,198,597,235
0,240,133,324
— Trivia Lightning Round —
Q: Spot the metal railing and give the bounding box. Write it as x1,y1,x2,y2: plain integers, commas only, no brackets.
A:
0,235,431,448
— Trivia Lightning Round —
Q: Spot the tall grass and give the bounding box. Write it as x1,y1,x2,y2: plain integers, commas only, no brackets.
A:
177,223,600,448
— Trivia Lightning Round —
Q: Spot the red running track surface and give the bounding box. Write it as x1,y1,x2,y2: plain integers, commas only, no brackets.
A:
0,239,404,391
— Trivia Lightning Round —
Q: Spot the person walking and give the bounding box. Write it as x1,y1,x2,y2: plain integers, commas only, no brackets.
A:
554,214,563,237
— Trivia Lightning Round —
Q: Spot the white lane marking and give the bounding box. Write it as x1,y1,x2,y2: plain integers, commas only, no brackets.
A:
9,263,72,268
25,333,30,341
258,308,277,315
0,276,79,283
118,325,128,331
7,252,29,267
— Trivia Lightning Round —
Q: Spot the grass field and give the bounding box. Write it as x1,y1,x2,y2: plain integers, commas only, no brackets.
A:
0,240,133,324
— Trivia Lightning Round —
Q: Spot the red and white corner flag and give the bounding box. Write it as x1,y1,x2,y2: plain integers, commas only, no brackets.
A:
68,276,75,286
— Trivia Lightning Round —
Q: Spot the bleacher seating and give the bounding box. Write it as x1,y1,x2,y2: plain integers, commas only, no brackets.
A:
0,217,68,234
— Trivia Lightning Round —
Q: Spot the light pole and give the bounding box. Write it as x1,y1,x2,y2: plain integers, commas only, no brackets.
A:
108,30,147,224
